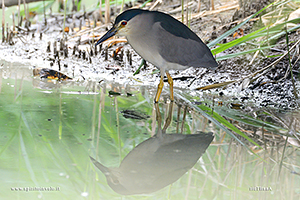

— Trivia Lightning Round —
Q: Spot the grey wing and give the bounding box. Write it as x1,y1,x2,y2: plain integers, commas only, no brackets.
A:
154,22,218,69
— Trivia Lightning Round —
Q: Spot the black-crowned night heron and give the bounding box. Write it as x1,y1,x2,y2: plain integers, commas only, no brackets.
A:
96,9,218,102
90,102,214,195
89,132,213,195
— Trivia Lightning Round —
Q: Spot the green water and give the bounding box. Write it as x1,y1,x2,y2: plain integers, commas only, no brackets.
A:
0,60,299,199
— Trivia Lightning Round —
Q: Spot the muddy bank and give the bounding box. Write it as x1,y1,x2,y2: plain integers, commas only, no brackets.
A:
0,0,299,110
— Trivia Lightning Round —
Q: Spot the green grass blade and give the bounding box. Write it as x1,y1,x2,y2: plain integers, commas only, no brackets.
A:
197,104,262,148
216,45,275,61
212,25,271,55
176,93,263,151
212,17,300,56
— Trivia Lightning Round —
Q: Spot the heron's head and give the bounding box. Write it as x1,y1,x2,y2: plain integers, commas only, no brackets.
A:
95,9,146,46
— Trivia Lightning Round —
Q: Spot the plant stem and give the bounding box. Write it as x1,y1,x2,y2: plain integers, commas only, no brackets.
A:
2,0,5,43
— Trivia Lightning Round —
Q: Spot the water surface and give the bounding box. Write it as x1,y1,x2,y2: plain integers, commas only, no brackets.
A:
0,60,299,199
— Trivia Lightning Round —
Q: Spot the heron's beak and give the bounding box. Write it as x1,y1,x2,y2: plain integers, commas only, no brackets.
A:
89,156,110,175
95,27,117,46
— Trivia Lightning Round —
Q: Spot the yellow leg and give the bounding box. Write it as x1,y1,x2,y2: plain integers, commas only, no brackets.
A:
154,75,164,103
166,72,174,101
154,102,162,137
162,101,173,133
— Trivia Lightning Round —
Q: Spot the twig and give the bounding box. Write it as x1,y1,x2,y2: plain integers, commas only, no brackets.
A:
105,0,110,24
22,0,28,25
191,3,239,19
69,24,109,38
285,26,298,99
249,49,260,65
12,12,15,32
149,0,162,11
18,0,20,25
168,1,195,15
279,55,300,81
43,0,47,26
197,0,201,13
248,39,300,80
99,0,103,23
62,0,67,39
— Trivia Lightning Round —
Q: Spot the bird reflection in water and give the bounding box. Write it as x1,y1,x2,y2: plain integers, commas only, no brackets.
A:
90,102,214,195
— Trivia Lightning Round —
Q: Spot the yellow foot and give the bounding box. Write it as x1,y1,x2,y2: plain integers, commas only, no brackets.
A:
154,75,164,103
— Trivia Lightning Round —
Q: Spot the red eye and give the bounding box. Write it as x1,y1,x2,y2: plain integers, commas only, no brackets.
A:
121,21,127,26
